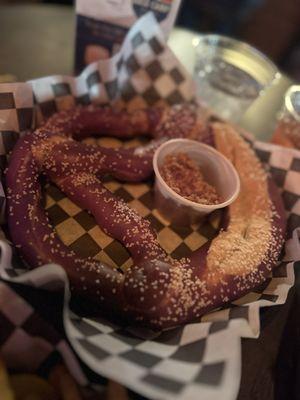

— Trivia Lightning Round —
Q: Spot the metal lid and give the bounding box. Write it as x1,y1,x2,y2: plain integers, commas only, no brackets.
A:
285,85,300,121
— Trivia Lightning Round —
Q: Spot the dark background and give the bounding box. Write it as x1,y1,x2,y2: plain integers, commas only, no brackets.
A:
1,0,300,80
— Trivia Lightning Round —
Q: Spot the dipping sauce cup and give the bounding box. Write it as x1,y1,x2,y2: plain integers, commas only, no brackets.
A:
153,139,240,226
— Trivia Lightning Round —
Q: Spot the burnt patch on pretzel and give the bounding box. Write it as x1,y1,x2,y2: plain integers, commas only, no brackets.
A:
5,104,286,329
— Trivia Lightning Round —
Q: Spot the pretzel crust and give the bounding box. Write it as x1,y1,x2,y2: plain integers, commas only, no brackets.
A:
6,105,286,329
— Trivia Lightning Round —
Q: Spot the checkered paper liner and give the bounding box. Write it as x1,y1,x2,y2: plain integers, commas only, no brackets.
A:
0,269,88,387
0,12,299,400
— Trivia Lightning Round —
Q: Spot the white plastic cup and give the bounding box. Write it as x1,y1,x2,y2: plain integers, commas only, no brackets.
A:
153,139,240,226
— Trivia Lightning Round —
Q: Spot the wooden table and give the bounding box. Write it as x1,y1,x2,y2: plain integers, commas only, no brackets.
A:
0,5,297,400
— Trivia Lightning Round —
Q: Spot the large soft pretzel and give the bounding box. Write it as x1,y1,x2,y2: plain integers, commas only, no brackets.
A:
6,105,286,329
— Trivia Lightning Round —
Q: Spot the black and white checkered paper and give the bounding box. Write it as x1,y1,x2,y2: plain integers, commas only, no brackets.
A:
0,12,299,400
0,261,87,386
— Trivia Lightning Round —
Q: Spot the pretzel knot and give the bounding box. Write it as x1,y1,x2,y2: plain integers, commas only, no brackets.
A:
6,104,286,329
